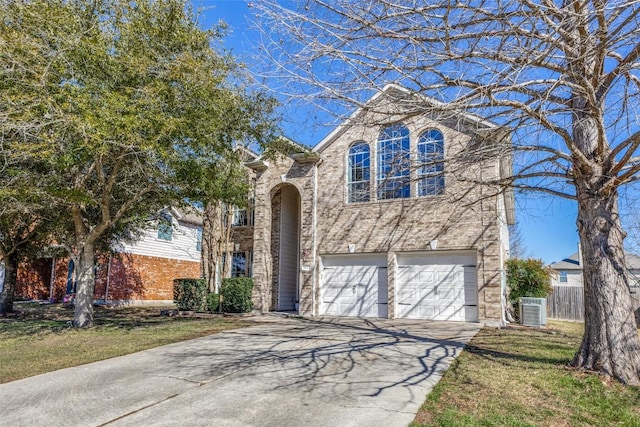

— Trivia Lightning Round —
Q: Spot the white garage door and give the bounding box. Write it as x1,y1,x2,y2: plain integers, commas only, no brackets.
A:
321,255,388,318
397,252,478,322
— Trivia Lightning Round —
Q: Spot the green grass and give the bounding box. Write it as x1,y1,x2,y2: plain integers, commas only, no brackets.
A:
412,321,640,427
0,302,252,383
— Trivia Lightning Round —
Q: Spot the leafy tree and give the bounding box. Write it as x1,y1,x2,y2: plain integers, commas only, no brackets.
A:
0,0,276,327
254,1,640,384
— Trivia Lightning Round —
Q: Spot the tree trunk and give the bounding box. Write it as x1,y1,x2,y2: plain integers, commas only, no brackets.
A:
73,242,96,328
0,252,19,315
571,186,640,385
202,202,223,293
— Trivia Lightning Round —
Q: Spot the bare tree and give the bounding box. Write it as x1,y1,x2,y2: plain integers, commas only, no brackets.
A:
508,223,529,260
253,1,640,384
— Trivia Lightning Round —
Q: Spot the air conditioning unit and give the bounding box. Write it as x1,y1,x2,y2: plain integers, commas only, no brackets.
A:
520,297,547,327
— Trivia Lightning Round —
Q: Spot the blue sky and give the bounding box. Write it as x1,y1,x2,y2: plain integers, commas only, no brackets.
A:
194,0,581,265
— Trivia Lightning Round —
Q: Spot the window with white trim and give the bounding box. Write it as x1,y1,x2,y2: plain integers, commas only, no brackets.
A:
559,271,568,283
157,213,173,241
377,124,410,200
348,142,371,203
195,227,202,251
417,129,445,196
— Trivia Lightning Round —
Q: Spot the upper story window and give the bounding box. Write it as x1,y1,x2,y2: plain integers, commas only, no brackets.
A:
417,129,445,196
225,199,254,227
377,124,410,200
559,271,568,283
157,213,173,241
232,206,248,227
348,142,371,203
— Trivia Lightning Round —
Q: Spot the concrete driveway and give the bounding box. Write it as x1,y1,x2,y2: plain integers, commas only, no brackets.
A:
0,316,480,427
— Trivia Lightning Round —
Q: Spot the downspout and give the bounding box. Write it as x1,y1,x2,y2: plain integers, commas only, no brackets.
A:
49,258,56,302
105,254,112,304
496,161,508,326
312,158,323,317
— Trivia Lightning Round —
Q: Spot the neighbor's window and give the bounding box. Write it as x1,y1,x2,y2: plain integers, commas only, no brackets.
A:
377,124,410,200
157,214,173,241
559,271,568,283
348,142,371,203
417,129,445,196
196,227,202,251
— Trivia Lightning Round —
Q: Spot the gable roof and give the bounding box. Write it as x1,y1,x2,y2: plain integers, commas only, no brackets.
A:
169,206,203,226
245,135,315,171
549,253,582,270
550,252,640,270
313,83,501,154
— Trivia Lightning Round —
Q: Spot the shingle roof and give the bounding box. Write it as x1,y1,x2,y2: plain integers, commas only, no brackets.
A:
171,206,203,226
549,252,640,270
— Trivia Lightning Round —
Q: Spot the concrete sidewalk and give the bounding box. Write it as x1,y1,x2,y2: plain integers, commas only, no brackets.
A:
0,316,480,427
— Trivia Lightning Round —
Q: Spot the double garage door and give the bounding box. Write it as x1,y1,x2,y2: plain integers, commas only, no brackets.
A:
321,252,477,322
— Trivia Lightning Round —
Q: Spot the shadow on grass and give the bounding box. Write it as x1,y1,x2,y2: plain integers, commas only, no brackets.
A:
0,303,181,336
463,343,572,366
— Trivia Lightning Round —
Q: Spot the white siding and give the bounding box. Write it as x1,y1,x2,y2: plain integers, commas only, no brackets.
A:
119,218,201,262
550,270,582,287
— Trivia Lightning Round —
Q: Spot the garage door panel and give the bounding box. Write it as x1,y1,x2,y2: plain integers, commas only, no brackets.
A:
321,258,387,318
397,253,477,322
438,287,462,303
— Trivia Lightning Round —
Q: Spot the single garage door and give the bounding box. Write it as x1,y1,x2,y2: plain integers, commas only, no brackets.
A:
397,252,478,322
321,255,388,318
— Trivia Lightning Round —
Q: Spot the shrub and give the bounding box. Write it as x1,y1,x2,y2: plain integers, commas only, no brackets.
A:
173,278,208,311
506,258,553,304
207,293,220,313
221,277,253,313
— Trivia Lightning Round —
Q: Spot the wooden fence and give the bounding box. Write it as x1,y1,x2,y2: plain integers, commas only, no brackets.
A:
548,285,640,321
547,285,584,321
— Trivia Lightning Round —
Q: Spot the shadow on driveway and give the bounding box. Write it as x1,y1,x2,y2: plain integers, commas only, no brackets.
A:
0,316,480,427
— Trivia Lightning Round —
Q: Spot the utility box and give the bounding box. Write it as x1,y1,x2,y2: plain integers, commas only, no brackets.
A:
520,297,547,327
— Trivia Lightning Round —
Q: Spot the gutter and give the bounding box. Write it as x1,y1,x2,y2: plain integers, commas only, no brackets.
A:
312,158,323,316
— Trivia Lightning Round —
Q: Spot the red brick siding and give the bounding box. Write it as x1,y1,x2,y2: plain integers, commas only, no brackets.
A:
16,254,201,302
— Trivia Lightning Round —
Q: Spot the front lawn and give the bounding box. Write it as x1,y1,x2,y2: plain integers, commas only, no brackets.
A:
412,321,640,427
0,302,252,383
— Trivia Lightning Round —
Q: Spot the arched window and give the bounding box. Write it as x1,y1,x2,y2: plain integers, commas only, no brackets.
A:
377,124,410,199
348,142,370,203
417,129,445,196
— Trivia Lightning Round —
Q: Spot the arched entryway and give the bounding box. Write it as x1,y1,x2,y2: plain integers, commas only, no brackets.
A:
270,184,301,311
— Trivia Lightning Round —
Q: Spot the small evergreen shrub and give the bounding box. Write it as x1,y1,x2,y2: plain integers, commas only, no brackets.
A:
506,258,553,321
221,277,253,313
506,258,553,303
207,293,220,313
173,278,208,311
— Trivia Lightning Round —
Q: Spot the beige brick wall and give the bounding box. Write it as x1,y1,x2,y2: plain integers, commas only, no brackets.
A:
249,102,507,324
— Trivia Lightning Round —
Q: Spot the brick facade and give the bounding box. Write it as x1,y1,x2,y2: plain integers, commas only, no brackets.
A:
16,253,200,304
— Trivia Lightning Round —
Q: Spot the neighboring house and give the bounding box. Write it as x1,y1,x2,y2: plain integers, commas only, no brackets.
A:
549,250,640,288
548,249,640,320
15,206,203,305
244,84,514,326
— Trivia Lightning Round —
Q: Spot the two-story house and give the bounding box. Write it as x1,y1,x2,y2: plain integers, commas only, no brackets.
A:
244,84,514,326
14,84,513,325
